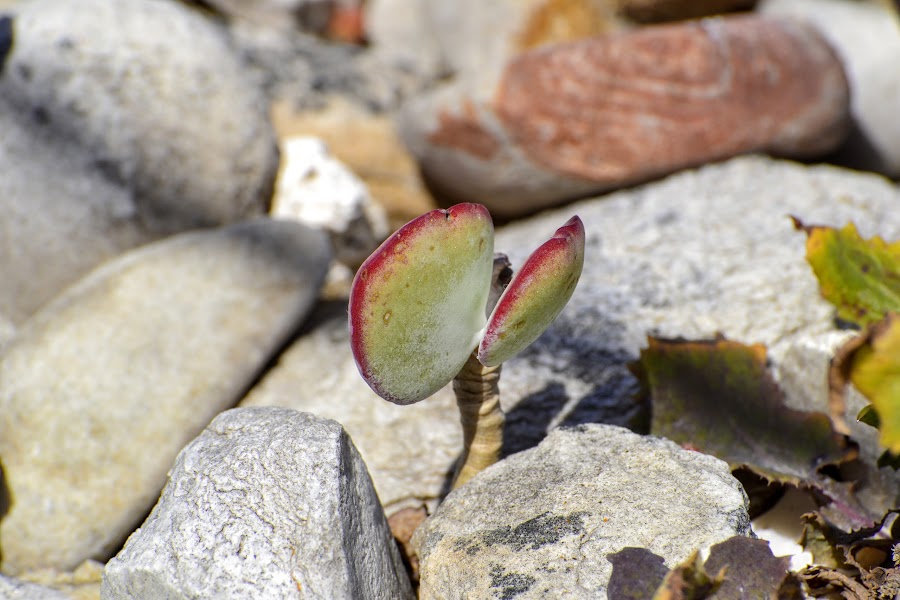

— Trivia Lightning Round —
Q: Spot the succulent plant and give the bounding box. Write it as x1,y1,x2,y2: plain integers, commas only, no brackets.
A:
349,203,584,488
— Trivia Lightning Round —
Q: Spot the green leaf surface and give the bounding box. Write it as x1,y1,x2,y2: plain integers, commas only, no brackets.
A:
857,404,881,429
477,216,584,367
833,314,900,454
349,203,494,404
794,218,900,327
635,336,851,485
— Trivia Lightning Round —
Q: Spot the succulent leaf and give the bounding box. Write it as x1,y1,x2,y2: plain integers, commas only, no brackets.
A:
477,216,585,367
349,203,494,404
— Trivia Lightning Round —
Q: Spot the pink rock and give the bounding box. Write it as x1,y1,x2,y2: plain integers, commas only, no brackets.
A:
399,15,850,219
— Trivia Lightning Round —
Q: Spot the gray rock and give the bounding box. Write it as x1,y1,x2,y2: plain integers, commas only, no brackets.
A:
101,407,413,600
0,0,279,323
0,574,71,600
413,424,751,599
0,219,331,574
0,0,277,229
202,0,334,32
244,156,900,516
0,95,149,324
760,0,900,178
227,22,425,114
364,0,446,82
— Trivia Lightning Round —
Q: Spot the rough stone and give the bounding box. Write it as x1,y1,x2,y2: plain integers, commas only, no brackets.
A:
0,219,331,574
760,0,900,178
0,0,279,323
0,574,72,600
413,424,751,599
228,21,424,113
14,561,104,600
399,15,850,218
101,407,413,600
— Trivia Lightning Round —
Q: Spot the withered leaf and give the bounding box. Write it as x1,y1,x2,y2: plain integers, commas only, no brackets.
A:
636,336,852,486
607,547,670,600
652,551,722,600
703,537,802,599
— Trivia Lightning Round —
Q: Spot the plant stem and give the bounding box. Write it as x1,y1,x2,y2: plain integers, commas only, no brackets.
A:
451,351,504,489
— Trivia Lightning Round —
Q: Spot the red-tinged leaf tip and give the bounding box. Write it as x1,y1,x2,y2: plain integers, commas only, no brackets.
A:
349,203,494,404
477,216,585,366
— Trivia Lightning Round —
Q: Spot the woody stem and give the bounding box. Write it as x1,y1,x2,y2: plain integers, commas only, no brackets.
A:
451,351,503,490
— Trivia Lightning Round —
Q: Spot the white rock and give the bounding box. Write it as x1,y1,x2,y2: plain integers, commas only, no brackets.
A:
760,0,900,177
0,219,331,574
101,407,413,600
271,136,388,266
413,424,750,599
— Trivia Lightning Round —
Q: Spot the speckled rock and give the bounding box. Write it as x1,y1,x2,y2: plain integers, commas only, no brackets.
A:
0,0,279,322
413,424,751,599
0,219,331,574
760,0,900,178
399,15,850,218
102,408,413,600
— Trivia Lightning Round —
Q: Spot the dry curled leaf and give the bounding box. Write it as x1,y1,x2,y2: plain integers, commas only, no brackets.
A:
634,335,852,486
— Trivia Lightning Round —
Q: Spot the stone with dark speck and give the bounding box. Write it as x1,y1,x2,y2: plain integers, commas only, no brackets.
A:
412,424,750,599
